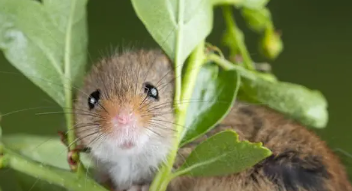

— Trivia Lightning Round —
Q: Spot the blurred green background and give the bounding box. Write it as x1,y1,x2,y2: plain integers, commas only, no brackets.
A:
0,0,351,190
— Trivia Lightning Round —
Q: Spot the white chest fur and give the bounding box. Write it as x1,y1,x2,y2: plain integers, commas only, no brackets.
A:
90,137,171,190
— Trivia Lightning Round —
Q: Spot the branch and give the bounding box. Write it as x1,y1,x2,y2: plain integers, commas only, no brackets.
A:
149,41,206,191
222,6,255,70
0,147,107,191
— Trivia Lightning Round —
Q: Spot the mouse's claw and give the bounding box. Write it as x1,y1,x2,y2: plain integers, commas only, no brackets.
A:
58,131,68,146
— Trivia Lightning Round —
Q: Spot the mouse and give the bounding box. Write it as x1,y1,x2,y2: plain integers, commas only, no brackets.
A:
74,49,175,191
73,49,352,191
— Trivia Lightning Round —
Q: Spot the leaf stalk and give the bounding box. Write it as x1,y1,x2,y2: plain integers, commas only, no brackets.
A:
149,41,205,191
222,6,255,71
1,147,107,191
174,0,185,106
63,0,85,174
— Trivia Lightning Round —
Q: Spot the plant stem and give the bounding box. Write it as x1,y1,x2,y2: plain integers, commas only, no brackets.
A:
2,147,107,191
222,6,255,71
207,53,278,83
149,41,205,191
149,0,187,188
63,0,85,174
64,86,84,174
207,54,254,80
174,0,185,104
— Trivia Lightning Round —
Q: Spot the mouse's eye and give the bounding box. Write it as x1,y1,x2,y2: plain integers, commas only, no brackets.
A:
144,82,159,100
88,89,100,110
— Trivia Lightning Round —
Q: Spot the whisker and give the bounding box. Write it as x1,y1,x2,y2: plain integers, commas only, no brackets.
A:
138,94,150,108
35,111,102,118
147,122,178,133
67,126,100,135
73,121,102,129
67,131,101,148
85,132,105,148
0,71,91,100
140,111,175,118
145,126,163,137
141,99,231,113
155,60,185,88
0,106,62,117
149,119,186,129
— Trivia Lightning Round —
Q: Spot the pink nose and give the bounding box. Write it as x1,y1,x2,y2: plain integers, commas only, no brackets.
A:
115,113,132,125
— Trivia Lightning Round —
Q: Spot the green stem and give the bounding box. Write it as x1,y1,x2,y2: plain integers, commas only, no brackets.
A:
207,54,278,82
64,86,84,174
63,0,85,174
174,0,185,105
222,6,255,71
149,42,205,191
207,54,255,80
2,147,107,191
149,1,187,188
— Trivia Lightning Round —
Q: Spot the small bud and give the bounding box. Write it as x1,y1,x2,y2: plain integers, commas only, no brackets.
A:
0,153,8,169
260,29,283,60
242,8,271,32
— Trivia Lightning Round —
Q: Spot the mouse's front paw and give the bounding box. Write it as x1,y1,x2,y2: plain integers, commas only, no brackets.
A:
126,184,149,191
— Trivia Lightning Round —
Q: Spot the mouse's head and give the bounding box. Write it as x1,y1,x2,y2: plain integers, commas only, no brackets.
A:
74,49,175,157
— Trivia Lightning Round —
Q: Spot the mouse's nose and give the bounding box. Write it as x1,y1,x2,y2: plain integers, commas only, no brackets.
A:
116,114,131,125
112,111,135,126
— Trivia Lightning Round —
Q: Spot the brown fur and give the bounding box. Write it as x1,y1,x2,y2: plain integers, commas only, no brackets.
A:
169,102,352,191
74,49,175,149
74,49,352,191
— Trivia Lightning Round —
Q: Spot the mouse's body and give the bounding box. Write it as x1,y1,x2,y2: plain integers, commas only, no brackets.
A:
74,49,352,191
170,102,352,191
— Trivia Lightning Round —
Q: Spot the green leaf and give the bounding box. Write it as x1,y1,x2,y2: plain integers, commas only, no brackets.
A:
2,134,93,170
180,63,240,146
131,0,244,66
15,172,66,191
0,0,88,107
239,77,328,128
4,148,107,191
174,130,271,177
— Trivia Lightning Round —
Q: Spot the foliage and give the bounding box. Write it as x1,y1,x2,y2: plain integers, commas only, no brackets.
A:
174,130,270,177
0,0,88,107
0,0,328,191
180,63,240,146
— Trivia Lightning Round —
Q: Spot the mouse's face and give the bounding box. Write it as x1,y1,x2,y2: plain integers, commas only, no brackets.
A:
74,50,175,157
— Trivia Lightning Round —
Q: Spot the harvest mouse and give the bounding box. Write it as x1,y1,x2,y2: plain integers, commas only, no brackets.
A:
74,49,175,191
74,49,352,191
